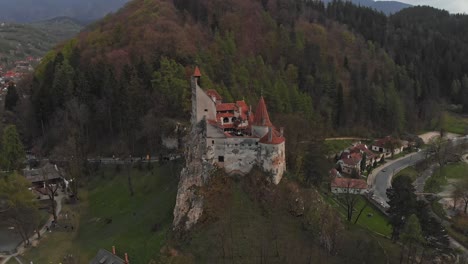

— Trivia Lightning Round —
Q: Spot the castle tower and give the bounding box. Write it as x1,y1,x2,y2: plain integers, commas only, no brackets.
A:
191,66,201,125
191,66,216,125
251,96,272,138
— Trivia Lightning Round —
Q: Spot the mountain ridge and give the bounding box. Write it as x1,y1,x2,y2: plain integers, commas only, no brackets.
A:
0,0,129,23
323,0,412,14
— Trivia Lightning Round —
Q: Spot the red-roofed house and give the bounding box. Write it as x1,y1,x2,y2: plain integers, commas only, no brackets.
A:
190,67,286,184
349,144,382,166
331,178,368,194
372,136,403,157
337,152,362,175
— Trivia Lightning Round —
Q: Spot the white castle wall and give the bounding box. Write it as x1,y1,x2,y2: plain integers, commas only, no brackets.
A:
223,137,259,174
259,141,286,184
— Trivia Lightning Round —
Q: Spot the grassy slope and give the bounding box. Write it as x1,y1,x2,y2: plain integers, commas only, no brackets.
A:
323,194,392,237
182,174,399,264
19,164,400,263
20,162,180,263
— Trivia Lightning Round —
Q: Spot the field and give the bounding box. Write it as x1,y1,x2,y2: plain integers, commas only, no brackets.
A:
18,162,181,264
424,162,468,193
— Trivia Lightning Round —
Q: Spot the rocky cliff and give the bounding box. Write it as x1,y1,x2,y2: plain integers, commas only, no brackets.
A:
173,120,213,231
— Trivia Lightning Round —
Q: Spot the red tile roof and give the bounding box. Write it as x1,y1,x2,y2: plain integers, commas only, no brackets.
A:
206,89,222,101
350,144,376,158
236,100,249,120
331,178,367,189
193,66,201,77
341,152,362,166
216,103,236,112
259,128,285,145
217,112,235,118
253,96,272,127
373,136,401,148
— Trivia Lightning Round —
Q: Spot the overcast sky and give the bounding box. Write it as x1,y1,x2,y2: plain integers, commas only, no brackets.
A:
377,0,468,14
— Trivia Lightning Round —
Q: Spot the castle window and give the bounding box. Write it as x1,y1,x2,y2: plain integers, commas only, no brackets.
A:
255,142,258,146
218,156,224,162
232,117,237,122
223,117,229,123
212,140,214,145
204,109,208,112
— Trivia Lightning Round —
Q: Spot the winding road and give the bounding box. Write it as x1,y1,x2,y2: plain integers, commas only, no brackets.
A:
370,136,468,207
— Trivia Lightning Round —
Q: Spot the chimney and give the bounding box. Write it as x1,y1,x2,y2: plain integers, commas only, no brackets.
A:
268,127,273,143
112,246,116,255
280,127,284,137
125,253,129,264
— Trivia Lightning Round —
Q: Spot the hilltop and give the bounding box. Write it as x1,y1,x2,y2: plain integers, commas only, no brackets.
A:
0,17,83,66
323,0,411,15
0,0,129,23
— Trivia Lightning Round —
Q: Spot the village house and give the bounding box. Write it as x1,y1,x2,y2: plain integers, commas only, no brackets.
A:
337,151,362,175
22,162,64,186
191,67,286,184
331,177,368,194
371,136,404,157
349,143,382,167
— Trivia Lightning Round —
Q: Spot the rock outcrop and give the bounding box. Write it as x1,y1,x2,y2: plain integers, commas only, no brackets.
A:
173,120,213,231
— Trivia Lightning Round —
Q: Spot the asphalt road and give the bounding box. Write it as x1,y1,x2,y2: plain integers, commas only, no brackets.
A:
371,136,468,207
371,151,426,207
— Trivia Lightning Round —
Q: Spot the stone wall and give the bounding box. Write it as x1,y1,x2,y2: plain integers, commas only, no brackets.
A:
223,137,259,174
259,142,286,184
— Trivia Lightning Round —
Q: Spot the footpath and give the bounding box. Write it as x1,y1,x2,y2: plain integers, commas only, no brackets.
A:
0,193,66,264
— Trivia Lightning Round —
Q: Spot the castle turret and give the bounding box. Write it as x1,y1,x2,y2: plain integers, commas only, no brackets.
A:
252,96,272,137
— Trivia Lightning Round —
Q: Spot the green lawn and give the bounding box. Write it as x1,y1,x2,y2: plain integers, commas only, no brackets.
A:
443,112,468,135
324,139,355,155
20,162,181,264
393,166,419,182
425,162,468,193
323,194,392,237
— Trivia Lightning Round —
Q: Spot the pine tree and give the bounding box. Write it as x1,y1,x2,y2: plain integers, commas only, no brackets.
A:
0,125,25,171
387,175,417,241
4,83,19,111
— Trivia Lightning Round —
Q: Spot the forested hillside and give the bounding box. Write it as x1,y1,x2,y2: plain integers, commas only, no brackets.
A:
325,3,468,115
9,0,467,163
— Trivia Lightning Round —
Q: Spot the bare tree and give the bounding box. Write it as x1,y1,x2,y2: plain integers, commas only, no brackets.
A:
43,165,60,221
341,179,362,222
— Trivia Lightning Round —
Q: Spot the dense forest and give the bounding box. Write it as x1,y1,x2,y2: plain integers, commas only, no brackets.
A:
7,0,468,166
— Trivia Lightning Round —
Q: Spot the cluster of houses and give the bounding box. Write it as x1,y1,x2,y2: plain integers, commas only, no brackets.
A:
0,57,39,85
330,136,408,194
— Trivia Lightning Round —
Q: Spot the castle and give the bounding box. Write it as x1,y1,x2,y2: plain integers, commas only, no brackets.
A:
191,67,286,184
